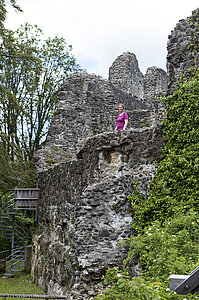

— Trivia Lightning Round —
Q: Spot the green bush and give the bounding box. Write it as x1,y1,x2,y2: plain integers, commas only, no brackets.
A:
124,210,199,282
95,268,166,300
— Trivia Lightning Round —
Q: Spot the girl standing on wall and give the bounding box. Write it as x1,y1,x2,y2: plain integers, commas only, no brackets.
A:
115,103,128,131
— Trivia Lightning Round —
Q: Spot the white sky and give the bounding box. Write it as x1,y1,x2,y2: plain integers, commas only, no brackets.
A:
5,0,198,78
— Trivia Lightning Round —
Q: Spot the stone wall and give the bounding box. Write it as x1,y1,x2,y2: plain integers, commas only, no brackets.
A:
32,126,164,298
32,51,168,298
144,66,168,105
167,8,199,92
31,8,199,298
109,52,144,99
34,53,168,172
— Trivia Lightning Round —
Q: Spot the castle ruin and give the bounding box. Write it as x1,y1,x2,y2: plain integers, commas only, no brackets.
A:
32,9,199,299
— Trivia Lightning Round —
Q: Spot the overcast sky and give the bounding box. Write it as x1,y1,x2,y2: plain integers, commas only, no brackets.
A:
5,0,198,78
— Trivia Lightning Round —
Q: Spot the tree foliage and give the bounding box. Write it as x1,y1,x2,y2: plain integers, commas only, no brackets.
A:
0,141,36,191
0,23,82,162
0,20,82,193
0,0,22,34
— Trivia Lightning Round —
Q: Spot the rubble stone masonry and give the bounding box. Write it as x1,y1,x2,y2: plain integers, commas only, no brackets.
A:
32,8,199,299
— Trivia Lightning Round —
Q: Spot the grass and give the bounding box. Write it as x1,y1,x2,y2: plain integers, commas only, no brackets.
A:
0,272,45,295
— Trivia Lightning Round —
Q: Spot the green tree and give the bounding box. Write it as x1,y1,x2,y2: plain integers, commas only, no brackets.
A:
0,0,22,34
0,140,36,191
0,23,82,161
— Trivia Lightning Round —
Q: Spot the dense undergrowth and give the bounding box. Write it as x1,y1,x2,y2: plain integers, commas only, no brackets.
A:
96,70,199,299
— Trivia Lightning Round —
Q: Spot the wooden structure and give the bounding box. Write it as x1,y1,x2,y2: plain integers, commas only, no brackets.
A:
169,266,199,295
14,188,39,209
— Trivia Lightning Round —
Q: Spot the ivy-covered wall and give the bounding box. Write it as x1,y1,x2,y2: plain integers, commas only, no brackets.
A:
98,66,199,300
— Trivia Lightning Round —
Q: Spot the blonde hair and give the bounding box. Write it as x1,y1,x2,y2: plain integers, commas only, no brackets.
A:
118,103,125,110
